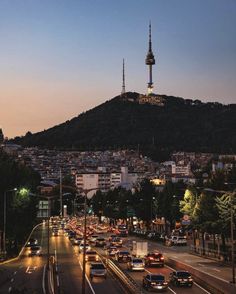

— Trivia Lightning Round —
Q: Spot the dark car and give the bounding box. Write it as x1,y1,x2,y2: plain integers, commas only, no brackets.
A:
28,245,42,256
144,252,164,267
169,271,193,287
95,238,106,247
26,238,38,247
142,274,168,291
116,251,131,263
111,237,123,247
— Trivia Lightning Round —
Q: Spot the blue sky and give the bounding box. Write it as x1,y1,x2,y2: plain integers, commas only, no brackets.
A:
0,0,236,137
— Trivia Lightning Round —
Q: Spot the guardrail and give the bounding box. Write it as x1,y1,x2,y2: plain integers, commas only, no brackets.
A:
104,258,143,294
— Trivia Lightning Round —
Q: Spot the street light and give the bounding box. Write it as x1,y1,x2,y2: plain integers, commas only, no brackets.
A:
81,188,98,294
2,188,17,256
202,187,235,284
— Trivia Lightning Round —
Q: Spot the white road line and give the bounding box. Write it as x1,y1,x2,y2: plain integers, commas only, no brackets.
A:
10,278,14,282
213,268,221,272
8,287,12,293
42,264,46,294
14,271,17,275
78,259,96,294
194,281,212,294
168,287,177,294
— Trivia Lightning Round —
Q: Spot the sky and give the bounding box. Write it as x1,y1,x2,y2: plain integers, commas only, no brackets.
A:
0,0,236,138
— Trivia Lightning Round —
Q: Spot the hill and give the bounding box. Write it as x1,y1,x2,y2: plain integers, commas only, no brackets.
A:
12,92,236,160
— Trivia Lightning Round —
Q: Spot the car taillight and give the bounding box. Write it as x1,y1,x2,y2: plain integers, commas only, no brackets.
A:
163,282,168,285
149,257,154,260
160,257,164,260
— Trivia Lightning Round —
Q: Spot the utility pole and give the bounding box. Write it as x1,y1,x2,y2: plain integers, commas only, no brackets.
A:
60,168,62,217
230,193,235,284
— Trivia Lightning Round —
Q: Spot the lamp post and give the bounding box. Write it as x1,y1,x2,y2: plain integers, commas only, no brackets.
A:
81,188,98,294
2,188,17,256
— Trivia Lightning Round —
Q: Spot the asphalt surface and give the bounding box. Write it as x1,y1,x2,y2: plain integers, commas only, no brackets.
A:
0,224,125,294
95,236,210,294
0,224,47,294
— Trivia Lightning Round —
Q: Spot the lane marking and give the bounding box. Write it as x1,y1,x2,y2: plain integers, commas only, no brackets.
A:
194,281,212,294
78,259,96,294
213,268,221,272
42,264,46,294
14,271,17,275
10,278,14,282
168,287,177,294
8,287,12,293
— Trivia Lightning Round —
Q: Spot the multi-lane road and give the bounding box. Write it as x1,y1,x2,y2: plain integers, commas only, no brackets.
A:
0,220,234,294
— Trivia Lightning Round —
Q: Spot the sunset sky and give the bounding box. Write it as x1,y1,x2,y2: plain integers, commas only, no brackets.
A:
0,0,236,138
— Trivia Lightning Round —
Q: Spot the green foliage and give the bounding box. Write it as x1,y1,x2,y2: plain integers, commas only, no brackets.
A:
11,92,236,160
180,188,199,220
0,150,41,253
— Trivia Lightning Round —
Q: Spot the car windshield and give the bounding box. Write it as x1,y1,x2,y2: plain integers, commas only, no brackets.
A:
31,246,40,250
151,275,164,281
91,264,105,269
133,259,143,263
177,272,191,278
120,251,129,255
86,251,96,255
97,238,105,241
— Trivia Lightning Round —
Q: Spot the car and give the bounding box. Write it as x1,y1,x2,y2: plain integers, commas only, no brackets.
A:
73,237,83,246
52,229,59,236
26,238,38,247
28,246,42,256
95,238,106,247
116,251,131,263
142,274,168,291
144,252,164,267
85,250,99,262
111,237,123,247
89,262,107,280
170,236,187,246
127,258,145,271
79,242,91,253
169,271,193,287
90,235,99,245
106,246,118,257
108,234,117,242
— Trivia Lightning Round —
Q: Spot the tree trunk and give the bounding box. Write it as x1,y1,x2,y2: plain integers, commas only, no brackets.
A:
202,231,205,256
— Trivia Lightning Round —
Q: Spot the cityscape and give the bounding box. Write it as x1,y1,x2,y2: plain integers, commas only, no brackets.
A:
1,1,236,294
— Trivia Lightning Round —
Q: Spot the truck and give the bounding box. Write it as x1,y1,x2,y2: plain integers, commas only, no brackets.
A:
131,241,148,258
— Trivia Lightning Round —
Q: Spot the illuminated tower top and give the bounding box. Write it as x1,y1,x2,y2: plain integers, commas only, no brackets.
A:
145,22,156,95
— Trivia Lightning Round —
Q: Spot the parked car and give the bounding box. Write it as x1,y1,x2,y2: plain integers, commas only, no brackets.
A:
169,271,193,287
142,274,168,291
116,251,131,263
144,252,164,267
127,258,145,271
28,246,42,257
89,263,107,280
169,236,187,246
85,250,99,262
95,238,106,247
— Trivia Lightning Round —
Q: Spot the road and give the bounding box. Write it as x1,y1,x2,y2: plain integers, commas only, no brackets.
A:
95,236,209,294
0,224,125,294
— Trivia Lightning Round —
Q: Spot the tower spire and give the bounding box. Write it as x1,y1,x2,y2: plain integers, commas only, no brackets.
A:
121,58,126,96
145,21,155,95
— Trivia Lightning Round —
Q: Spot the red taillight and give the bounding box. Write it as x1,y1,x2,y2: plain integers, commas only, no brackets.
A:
149,257,154,260
160,257,164,260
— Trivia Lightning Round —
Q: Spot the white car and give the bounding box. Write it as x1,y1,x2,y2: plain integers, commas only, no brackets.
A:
29,246,42,256
127,258,145,271
170,236,187,246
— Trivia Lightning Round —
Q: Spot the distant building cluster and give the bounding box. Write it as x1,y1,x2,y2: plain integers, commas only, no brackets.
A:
2,144,236,193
